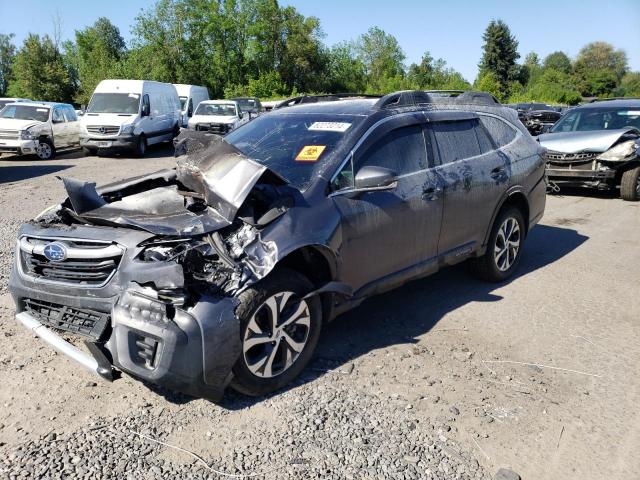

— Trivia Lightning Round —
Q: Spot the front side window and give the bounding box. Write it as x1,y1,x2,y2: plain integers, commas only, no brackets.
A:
52,108,65,123
63,106,77,122
179,96,188,110
430,120,482,164
0,105,50,122
87,93,141,114
333,124,428,191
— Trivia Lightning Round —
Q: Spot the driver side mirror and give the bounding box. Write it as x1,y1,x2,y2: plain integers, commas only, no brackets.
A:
141,104,150,117
238,112,243,119
354,166,397,191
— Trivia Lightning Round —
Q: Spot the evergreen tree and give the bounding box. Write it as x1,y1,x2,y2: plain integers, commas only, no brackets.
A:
478,19,520,97
0,33,16,96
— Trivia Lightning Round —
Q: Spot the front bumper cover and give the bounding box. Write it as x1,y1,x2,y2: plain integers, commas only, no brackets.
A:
0,139,38,155
80,134,137,150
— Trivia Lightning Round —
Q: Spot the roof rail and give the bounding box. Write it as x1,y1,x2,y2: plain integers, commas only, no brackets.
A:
588,97,640,103
274,93,381,109
373,90,500,110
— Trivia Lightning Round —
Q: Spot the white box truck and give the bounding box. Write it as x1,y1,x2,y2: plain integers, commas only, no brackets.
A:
174,84,209,127
80,79,181,156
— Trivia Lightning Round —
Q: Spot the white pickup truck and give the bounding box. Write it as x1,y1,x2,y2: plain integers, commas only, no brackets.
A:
0,102,80,159
187,100,248,135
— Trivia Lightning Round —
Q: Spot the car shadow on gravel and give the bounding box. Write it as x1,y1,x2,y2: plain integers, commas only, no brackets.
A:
0,164,72,183
148,224,588,409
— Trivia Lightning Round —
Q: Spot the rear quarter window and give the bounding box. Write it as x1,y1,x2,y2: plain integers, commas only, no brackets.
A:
479,115,517,147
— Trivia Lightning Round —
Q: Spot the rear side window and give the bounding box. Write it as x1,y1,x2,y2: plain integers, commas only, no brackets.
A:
479,115,517,147
356,125,428,175
430,120,481,164
63,106,77,122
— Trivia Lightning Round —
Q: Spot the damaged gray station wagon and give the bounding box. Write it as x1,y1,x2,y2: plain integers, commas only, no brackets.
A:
10,90,546,400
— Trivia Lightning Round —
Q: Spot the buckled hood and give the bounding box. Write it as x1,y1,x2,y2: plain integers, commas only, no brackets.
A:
538,127,638,154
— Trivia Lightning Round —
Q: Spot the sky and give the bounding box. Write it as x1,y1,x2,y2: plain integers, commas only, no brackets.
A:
1,0,639,82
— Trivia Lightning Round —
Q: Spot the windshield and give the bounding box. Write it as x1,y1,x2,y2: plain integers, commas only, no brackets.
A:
0,100,15,111
0,105,49,122
233,98,259,112
224,112,362,189
87,93,140,114
551,107,640,132
195,103,237,116
179,96,188,110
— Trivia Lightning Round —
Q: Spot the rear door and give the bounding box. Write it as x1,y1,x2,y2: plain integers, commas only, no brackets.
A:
331,114,443,293
51,107,68,147
426,116,510,258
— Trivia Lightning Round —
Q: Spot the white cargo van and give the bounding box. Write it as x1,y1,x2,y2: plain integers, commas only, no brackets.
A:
174,84,209,127
80,79,181,156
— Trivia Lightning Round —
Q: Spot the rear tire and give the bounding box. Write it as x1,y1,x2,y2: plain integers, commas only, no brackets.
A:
620,165,640,201
133,135,147,157
230,269,322,397
470,206,526,282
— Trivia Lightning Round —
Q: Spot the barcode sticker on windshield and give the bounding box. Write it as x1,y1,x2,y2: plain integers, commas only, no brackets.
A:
308,122,351,132
128,93,140,99
36,108,48,112
296,145,326,162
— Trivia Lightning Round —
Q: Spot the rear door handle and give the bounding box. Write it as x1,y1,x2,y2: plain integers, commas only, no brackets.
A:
422,187,442,201
490,167,506,179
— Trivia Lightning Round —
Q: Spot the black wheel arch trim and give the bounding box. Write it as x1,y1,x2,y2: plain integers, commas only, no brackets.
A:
482,185,531,248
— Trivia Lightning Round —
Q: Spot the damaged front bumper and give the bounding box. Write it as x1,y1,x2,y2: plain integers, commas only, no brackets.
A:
9,224,242,401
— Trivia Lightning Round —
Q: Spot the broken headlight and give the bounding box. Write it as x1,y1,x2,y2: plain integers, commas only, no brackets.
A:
139,240,196,262
597,140,638,161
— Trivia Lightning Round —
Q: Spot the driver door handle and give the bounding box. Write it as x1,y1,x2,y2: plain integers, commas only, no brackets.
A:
422,186,442,201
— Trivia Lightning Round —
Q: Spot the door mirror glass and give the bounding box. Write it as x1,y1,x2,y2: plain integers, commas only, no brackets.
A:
354,166,397,190
141,95,150,117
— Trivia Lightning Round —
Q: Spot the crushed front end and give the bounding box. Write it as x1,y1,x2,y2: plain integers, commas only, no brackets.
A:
8,132,293,400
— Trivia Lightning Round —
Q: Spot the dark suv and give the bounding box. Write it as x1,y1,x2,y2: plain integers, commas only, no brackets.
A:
9,91,546,400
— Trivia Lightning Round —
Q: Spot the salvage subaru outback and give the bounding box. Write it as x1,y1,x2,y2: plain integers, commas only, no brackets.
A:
9,90,546,400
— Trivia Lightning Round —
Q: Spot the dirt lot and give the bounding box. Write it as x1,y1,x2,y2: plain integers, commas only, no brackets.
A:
0,147,639,479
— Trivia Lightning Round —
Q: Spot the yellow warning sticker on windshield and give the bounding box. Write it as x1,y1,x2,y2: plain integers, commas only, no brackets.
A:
295,145,326,162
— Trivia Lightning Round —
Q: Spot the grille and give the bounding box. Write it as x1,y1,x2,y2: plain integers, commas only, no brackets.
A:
86,125,120,135
23,298,110,340
196,123,231,134
0,129,19,140
544,151,599,163
20,237,123,287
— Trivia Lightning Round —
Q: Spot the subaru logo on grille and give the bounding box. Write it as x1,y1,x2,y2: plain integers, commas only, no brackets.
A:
43,242,67,262
99,126,106,134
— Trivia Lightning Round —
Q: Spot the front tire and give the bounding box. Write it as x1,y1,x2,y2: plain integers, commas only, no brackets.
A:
230,269,322,397
470,206,525,282
133,135,147,157
620,165,640,201
36,139,55,160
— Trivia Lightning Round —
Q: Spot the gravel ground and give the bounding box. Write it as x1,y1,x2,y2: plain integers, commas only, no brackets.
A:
1,148,639,479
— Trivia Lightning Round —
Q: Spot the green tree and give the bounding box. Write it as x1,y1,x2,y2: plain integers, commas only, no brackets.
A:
475,71,503,101
543,51,572,74
7,34,75,102
325,42,366,92
478,19,520,97
247,71,288,98
73,17,126,105
0,33,16,96
407,52,471,90
573,42,628,96
355,27,406,92
509,69,581,105
619,72,640,97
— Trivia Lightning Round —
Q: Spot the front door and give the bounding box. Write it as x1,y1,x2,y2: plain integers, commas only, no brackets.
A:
331,118,443,293
51,107,68,148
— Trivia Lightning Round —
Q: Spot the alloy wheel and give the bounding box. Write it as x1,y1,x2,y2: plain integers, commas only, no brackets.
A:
242,291,311,379
494,217,521,272
36,143,52,160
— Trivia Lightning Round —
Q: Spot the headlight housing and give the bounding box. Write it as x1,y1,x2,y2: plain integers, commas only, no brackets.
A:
121,124,135,135
20,129,36,140
597,140,638,161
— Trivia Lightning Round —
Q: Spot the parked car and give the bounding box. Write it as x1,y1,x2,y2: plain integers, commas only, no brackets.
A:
511,102,562,136
174,84,209,127
538,99,640,200
187,100,247,134
230,97,262,118
0,102,80,159
80,79,181,157
0,97,31,111
9,90,546,400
